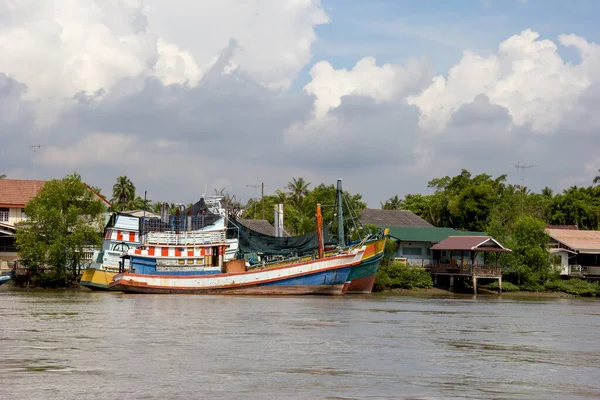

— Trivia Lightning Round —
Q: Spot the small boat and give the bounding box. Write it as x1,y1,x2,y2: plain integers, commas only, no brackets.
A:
110,205,365,295
0,275,10,286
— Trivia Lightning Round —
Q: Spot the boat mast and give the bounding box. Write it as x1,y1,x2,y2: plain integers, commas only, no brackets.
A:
316,204,324,259
337,179,345,247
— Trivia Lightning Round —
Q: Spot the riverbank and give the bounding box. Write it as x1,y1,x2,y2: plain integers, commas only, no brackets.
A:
385,287,576,298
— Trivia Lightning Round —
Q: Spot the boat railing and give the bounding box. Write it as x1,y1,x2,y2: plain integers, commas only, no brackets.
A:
143,230,227,245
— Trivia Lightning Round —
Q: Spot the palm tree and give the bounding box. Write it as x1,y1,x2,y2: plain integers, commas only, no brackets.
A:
0,174,6,179
381,194,402,210
286,177,310,209
541,186,554,199
111,176,136,211
594,169,600,185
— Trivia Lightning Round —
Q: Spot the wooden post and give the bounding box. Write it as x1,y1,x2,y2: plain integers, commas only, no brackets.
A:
449,275,454,291
498,276,502,295
473,276,477,295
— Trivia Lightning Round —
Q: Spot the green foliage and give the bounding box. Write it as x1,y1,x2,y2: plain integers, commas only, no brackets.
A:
544,279,600,296
486,281,520,292
497,216,552,286
381,195,401,210
241,179,366,236
373,262,433,291
15,173,105,287
111,175,136,211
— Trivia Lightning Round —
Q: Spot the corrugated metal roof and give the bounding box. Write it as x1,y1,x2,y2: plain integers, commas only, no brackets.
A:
430,236,511,252
386,227,486,243
238,219,289,237
359,209,433,228
545,225,579,230
546,228,600,254
0,179,46,207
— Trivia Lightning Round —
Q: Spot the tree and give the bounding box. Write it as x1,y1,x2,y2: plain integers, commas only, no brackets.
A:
286,177,311,209
14,173,105,287
593,169,600,185
0,174,6,179
494,216,551,287
381,195,402,210
111,176,136,211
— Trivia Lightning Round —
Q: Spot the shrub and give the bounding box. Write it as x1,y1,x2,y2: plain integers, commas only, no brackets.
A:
544,279,600,297
486,281,520,292
374,262,433,291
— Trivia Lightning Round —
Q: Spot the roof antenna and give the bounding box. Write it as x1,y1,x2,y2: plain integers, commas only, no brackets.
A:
514,161,534,214
30,144,46,196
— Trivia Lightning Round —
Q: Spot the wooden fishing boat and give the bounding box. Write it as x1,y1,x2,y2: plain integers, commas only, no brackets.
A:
81,197,239,290
110,205,365,295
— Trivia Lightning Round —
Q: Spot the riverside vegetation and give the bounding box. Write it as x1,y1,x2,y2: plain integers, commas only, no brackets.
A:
7,169,600,295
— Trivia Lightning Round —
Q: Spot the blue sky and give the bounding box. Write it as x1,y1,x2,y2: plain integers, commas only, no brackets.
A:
293,0,600,89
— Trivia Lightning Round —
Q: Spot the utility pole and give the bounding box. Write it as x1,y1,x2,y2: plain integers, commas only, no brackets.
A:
246,183,267,220
514,161,534,214
30,144,46,196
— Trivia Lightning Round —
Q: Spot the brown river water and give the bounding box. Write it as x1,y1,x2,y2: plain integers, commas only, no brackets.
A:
1,289,599,399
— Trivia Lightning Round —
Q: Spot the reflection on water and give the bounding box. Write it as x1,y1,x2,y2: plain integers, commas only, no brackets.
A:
1,290,600,399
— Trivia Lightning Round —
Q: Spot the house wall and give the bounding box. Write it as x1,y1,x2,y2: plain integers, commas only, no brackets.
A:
437,250,484,265
1,207,26,227
395,241,433,266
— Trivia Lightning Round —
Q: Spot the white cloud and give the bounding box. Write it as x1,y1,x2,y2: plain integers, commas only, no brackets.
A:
0,0,327,103
408,29,599,133
0,0,158,101
144,0,328,90
305,56,431,118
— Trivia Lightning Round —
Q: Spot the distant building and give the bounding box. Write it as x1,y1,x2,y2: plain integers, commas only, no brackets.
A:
0,179,111,265
237,219,288,237
359,208,433,228
546,226,600,277
358,208,486,266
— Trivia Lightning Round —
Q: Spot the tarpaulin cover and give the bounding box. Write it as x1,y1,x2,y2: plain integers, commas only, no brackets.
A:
229,217,330,256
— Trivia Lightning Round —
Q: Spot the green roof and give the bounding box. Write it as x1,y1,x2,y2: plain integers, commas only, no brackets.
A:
386,227,486,243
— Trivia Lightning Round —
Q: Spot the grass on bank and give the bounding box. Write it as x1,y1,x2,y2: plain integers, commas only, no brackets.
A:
486,278,600,296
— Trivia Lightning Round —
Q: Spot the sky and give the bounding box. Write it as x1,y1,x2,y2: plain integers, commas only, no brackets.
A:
1,0,600,207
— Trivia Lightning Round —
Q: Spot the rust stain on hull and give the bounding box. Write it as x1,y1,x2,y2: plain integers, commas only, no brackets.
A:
110,281,346,295
346,275,376,294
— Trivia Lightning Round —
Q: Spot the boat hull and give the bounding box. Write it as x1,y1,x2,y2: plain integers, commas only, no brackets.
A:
80,268,117,291
346,238,386,294
110,251,362,295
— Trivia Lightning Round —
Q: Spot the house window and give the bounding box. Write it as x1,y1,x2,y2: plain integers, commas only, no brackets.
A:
0,208,8,222
21,208,27,220
402,247,422,256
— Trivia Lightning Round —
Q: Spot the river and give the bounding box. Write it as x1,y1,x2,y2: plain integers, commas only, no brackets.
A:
1,290,599,399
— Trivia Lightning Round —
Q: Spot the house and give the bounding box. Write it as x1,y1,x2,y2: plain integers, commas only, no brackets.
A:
429,236,511,295
0,179,111,266
358,208,485,266
386,227,486,266
0,180,46,264
546,226,600,276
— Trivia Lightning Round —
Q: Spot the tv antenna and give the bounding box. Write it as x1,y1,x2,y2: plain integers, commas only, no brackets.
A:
246,182,268,220
30,144,46,196
514,161,534,213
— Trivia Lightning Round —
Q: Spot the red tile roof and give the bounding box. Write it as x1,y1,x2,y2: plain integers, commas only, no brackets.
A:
0,179,46,207
430,236,511,252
